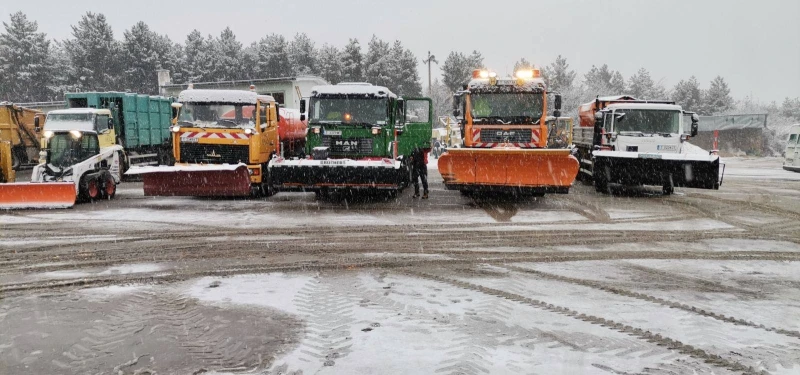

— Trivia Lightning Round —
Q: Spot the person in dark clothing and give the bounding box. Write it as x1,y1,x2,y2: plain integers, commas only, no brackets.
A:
411,147,429,199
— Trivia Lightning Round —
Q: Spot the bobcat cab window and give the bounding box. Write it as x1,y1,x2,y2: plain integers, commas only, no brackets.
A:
95,114,110,133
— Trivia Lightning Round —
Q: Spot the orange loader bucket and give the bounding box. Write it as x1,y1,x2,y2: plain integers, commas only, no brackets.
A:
438,148,579,194
0,182,77,209
133,165,253,197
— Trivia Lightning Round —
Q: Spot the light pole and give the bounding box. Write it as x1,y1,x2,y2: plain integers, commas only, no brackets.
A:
422,51,438,96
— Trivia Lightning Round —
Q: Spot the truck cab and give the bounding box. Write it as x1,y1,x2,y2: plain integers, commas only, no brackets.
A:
593,103,699,154
784,124,800,172
41,109,116,163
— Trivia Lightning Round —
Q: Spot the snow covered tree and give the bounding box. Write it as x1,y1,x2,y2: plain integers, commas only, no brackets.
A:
340,38,363,82
430,78,453,118
627,68,667,100
0,12,55,101
442,50,483,93
513,58,532,74
584,64,625,95
64,12,120,92
317,44,342,84
121,22,175,94
387,40,421,96
671,76,704,113
702,76,734,114
254,34,292,78
48,41,72,96
542,55,576,93
289,33,317,75
181,30,214,83
210,27,243,81
780,97,800,121
363,35,392,87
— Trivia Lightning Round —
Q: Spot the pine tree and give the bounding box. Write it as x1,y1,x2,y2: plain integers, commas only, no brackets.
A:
0,12,54,101
64,12,120,91
584,64,625,95
702,76,734,114
363,35,392,87
542,55,576,93
340,38,363,82
254,34,292,78
513,58,532,74
289,33,317,75
430,78,453,118
671,76,703,113
211,27,242,81
317,44,342,84
387,41,421,96
627,68,667,100
181,30,214,83
442,50,483,93
49,40,72,96
121,21,173,94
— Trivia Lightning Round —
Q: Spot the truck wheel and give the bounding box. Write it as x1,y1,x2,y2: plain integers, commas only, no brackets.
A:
11,149,21,171
594,175,609,194
103,173,117,199
80,175,102,202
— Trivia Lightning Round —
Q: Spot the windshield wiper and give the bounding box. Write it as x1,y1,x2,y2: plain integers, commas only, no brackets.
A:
216,119,239,127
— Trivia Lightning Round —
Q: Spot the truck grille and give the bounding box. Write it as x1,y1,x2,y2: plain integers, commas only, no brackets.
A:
322,137,374,155
180,143,250,164
479,129,532,143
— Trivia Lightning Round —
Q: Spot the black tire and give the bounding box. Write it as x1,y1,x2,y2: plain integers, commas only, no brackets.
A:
11,149,21,171
594,171,610,194
79,175,102,202
102,172,117,199
662,185,674,196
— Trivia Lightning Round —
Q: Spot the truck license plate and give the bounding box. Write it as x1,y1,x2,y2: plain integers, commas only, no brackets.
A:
638,153,662,159
181,137,199,143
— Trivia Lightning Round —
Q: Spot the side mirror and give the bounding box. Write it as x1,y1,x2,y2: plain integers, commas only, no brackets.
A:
108,118,114,130
34,116,41,129
691,122,699,137
553,94,562,117
452,108,461,117
299,99,306,114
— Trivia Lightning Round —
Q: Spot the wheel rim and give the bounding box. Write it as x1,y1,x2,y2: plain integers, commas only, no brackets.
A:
88,180,100,199
105,177,116,196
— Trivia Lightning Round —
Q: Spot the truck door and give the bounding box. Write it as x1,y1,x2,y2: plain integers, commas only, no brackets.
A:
258,101,279,159
400,98,433,156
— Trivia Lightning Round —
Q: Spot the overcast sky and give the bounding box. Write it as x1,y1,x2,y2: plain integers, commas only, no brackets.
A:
2,0,798,102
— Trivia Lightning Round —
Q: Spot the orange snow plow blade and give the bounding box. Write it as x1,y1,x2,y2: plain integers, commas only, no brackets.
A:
438,148,579,194
0,182,76,209
129,164,252,197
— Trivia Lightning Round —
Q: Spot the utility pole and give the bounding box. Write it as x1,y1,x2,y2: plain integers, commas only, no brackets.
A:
422,51,438,96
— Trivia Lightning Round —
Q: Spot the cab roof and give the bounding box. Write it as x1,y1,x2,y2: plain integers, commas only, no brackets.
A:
49,108,112,116
311,83,396,98
178,89,275,104
604,103,683,111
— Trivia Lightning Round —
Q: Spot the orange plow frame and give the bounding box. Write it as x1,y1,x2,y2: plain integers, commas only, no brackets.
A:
0,182,77,209
438,148,579,194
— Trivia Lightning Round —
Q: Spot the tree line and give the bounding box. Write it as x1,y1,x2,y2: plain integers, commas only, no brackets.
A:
0,11,421,102
0,10,797,131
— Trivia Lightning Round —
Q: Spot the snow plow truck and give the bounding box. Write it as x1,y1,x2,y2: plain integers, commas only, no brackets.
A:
573,95,724,195
128,88,306,197
268,83,433,197
0,109,124,209
437,68,579,195
0,102,45,170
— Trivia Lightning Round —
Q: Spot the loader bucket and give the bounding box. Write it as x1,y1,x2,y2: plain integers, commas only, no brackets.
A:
438,148,579,194
128,164,253,197
0,182,76,209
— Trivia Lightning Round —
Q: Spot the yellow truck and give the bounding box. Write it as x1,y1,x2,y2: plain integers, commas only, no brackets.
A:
0,103,45,170
0,140,14,183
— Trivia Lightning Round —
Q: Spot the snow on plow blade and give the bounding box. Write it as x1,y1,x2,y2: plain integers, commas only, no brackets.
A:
438,148,579,194
593,151,723,189
127,164,252,197
0,182,76,209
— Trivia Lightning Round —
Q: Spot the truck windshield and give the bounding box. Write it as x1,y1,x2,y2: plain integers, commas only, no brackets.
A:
310,98,388,125
47,133,98,167
179,103,256,128
469,93,544,123
47,113,93,122
615,109,680,134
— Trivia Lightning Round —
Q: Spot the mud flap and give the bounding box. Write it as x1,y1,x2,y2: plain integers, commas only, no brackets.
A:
129,164,252,197
438,148,579,194
0,182,77,209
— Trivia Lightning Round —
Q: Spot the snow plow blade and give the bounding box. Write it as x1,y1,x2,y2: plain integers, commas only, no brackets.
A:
0,182,76,209
127,164,252,197
438,148,579,194
593,151,723,189
269,158,407,191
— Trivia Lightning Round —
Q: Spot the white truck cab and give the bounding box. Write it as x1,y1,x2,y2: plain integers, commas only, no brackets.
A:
599,103,698,155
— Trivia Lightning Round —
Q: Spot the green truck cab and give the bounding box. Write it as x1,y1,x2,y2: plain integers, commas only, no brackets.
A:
269,83,432,195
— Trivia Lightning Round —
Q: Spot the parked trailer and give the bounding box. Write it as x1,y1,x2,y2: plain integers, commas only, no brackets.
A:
784,124,800,172
0,103,45,170
65,92,175,166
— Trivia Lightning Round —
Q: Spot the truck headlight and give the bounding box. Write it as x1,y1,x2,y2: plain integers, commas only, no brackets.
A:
244,128,254,135
313,127,321,134
371,127,380,135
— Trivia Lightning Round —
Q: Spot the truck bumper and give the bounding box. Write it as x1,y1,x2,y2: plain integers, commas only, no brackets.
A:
593,151,723,189
269,157,407,191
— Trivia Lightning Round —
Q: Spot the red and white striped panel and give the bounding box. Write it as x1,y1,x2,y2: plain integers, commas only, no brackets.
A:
473,142,534,148
531,129,540,144
180,132,251,140
472,129,481,143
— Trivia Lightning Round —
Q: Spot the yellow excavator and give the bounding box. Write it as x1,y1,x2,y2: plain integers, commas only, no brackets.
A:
0,140,14,183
